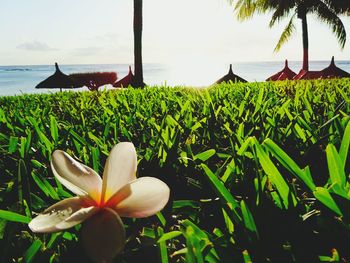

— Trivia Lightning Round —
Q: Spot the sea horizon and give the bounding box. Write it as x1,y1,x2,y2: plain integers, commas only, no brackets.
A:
1,60,350,96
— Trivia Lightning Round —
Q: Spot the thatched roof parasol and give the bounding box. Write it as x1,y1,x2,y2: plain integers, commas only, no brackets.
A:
113,66,146,88
266,60,296,81
69,72,117,91
214,64,247,84
293,57,350,80
319,56,350,79
36,63,77,91
293,69,321,80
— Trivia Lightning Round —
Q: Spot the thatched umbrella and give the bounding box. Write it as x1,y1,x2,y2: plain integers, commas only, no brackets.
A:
319,56,350,79
36,63,76,92
293,69,321,80
69,72,117,91
293,57,350,80
214,64,247,84
266,60,296,81
113,66,134,88
113,66,146,88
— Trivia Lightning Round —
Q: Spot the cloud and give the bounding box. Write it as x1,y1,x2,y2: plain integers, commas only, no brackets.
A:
17,41,58,51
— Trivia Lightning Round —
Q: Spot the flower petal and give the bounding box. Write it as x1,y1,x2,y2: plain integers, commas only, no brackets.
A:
28,197,98,233
51,150,102,203
109,177,170,218
101,142,137,203
81,208,125,262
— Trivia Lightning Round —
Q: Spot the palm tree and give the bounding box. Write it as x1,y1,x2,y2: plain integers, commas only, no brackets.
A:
133,0,144,87
329,0,350,14
233,0,347,71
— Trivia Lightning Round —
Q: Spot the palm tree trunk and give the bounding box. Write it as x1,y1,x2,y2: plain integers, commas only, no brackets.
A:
133,0,144,88
300,12,309,71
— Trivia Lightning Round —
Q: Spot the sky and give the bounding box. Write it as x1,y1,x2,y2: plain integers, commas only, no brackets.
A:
0,0,349,67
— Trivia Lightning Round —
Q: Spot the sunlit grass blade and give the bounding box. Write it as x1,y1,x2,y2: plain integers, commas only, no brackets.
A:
157,227,169,263
8,136,18,154
326,144,346,189
158,231,182,243
263,138,316,191
313,187,343,216
240,200,259,239
194,149,216,161
237,137,254,156
0,210,31,223
339,120,350,169
184,226,204,263
24,239,42,263
254,139,294,208
31,171,59,200
50,115,58,143
242,250,253,263
201,164,242,224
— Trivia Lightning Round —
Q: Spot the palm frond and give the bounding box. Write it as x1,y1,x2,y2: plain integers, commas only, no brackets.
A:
269,6,294,27
314,1,346,48
274,14,296,52
234,0,258,21
322,0,350,14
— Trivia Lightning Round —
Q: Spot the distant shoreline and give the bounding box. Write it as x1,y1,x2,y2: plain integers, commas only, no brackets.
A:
1,59,350,67
1,61,350,96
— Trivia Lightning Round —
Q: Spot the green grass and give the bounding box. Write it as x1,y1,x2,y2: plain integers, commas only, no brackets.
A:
0,79,350,262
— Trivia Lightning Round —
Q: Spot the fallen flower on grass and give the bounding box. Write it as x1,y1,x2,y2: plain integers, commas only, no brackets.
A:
29,142,170,262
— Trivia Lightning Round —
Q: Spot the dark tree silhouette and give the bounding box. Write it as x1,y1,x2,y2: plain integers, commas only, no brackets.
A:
232,0,347,71
133,0,145,88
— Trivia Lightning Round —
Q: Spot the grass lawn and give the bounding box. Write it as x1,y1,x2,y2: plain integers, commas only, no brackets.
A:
0,79,350,262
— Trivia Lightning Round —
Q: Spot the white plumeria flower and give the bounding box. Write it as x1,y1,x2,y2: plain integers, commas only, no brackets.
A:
29,142,170,262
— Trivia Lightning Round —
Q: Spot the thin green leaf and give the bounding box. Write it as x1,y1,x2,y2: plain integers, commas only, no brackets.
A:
158,231,182,243
254,139,293,208
50,115,58,143
313,187,343,216
8,136,18,153
339,120,350,169
263,138,316,191
201,164,242,224
24,239,42,263
326,144,346,188
31,171,59,200
158,227,169,263
240,200,259,239
194,149,216,162
0,210,31,223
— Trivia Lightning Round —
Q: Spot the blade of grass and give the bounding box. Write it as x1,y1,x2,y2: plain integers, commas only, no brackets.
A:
339,120,350,169
326,144,346,189
263,138,316,191
0,210,31,223
201,164,242,224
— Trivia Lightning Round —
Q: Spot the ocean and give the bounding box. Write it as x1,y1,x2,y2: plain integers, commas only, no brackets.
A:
0,61,349,96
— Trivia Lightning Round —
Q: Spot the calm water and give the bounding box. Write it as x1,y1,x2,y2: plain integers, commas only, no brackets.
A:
0,61,349,96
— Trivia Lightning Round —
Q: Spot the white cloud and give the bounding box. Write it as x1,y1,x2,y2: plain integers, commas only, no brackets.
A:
16,41,58,51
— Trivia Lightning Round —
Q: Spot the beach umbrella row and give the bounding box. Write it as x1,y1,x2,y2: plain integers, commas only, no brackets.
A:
293,56,350,80
267,56,350,81
36,63,146,91
36,63,118,91
36,58,349,91
214,57,349,85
